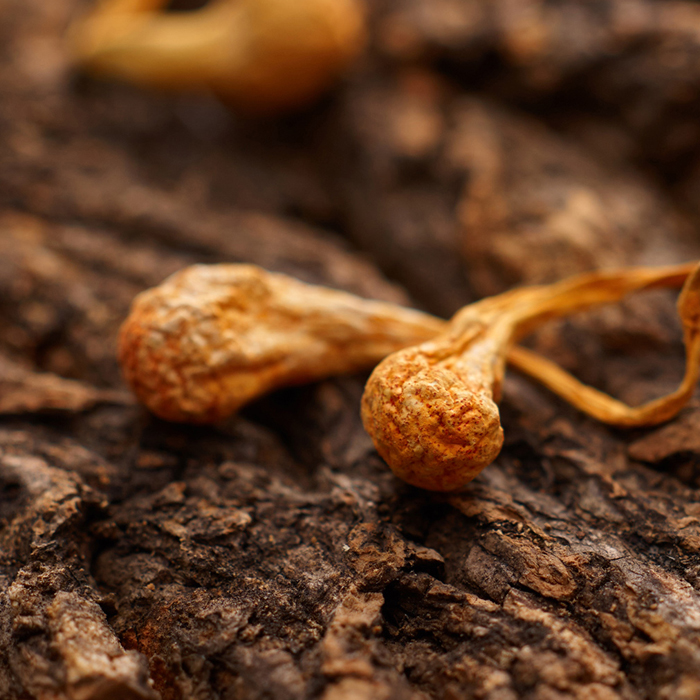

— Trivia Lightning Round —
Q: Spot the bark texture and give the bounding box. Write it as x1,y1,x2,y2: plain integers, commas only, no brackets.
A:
3,1,700,699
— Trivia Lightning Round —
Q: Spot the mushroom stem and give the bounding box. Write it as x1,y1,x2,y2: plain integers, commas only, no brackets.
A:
507,263,700,427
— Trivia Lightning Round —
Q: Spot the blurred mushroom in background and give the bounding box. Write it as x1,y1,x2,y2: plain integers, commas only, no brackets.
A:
67,0,367,113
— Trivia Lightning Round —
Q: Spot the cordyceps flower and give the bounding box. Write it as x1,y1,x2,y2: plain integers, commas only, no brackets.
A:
67,0,366,113
361,262,700,491
118,261,700,491
117,264,445,423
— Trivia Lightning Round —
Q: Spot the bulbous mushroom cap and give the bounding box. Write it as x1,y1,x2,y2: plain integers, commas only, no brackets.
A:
361,349,504,492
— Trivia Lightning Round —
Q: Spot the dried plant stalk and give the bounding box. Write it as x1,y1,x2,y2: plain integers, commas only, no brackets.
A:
361,262,700,491
118,264,444,423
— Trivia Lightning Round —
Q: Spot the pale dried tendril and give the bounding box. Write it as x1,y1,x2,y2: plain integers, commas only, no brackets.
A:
361,262,700,491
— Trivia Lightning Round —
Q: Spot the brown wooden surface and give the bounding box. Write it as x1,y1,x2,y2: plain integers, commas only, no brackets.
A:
3,1,700,699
